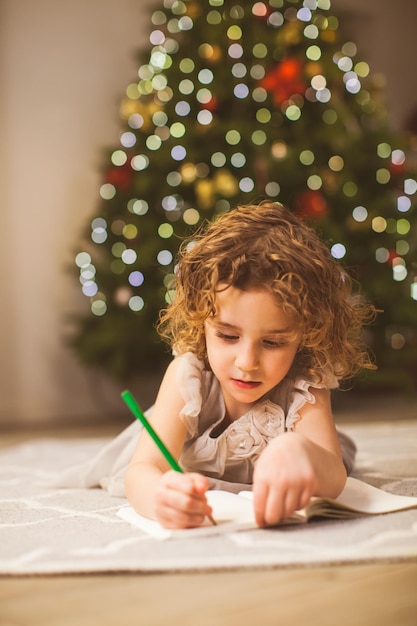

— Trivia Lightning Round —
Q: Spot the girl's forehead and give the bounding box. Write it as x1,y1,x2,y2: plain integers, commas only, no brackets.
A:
213,285,292,325
214,283,276,303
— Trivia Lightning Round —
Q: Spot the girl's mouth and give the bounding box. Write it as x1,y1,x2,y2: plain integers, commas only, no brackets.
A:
231,379,261,390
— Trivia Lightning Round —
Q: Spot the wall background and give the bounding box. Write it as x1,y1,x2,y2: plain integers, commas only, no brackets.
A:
1,0,416,425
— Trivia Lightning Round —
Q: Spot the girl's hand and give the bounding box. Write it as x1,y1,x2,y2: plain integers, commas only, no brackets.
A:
252,432,318,526
154,471,213,529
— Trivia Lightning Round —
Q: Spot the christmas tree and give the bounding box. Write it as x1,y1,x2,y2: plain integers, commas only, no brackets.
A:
72,0,417,391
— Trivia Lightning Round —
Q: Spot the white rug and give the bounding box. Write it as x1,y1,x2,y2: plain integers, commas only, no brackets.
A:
1,421,417,575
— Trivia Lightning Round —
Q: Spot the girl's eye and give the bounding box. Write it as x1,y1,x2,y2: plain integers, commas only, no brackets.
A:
215,331,239,342
263,339,287,349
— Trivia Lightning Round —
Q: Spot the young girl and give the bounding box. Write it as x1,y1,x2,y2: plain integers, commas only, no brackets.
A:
124,201,376,529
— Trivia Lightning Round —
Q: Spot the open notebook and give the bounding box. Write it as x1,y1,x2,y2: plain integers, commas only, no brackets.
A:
117,477,417,539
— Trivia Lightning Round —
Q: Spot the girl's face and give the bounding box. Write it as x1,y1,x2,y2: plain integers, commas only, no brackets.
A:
204,285,299,421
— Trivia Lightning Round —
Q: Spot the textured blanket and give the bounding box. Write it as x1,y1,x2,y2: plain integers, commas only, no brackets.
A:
1,420,417,575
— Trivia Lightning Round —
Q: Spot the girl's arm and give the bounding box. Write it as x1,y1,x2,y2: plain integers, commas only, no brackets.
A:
124,357,213,528
253,387,347,526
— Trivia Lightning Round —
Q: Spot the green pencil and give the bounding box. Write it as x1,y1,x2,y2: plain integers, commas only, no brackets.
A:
121,389,216,525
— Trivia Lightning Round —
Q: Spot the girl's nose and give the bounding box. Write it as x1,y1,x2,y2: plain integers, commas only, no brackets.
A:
235,343,259,372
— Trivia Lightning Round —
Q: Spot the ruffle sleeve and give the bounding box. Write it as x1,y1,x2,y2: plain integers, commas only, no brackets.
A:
175,352,205,438
284,374,339,431
285,378,316,431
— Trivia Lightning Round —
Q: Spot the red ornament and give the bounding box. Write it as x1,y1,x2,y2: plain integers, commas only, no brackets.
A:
387,250,399,266
204,95,218,112
388,161,405,177
293,189,329,220
260,57,307,106
105,163,133,191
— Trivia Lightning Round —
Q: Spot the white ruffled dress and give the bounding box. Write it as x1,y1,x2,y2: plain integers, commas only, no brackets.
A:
53,352,356,496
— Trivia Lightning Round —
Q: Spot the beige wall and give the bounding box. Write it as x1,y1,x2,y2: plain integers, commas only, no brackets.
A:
1,0,416,425
0,0,151,424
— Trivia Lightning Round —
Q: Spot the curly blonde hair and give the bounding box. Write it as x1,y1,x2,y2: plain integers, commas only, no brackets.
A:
157,201,376,382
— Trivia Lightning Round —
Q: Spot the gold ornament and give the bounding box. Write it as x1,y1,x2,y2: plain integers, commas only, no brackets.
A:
210,45,222,62
214,169,239,197
321,169,339,194
277,22,302,46
119,98,162,130
196,179,215,208
119,98,141,120
320,30,336,44
305,62,323,78
185,1,201,19
181,162,198,183
198,43,222,63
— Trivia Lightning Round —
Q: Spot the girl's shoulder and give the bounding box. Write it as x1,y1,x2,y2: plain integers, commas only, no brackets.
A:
174,352,207,400
268,373,338,430
174,350,205,376
174,352,216,436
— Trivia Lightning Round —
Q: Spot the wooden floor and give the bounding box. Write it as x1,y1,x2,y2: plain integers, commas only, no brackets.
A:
1,562,417,626
1,396,417,626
